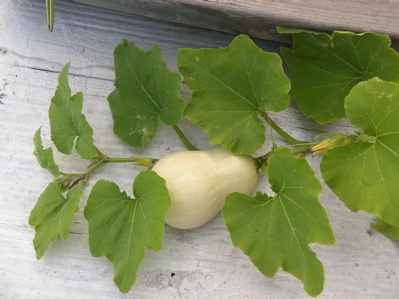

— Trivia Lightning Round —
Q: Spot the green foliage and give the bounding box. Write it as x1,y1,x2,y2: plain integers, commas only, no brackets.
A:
108,39,185,148
280,31,399,123
29,182,82,259
321,78,399,226
276,26,319,34
33,127,60,177
84,171,171,293
223,148,335,297
178,34,291,155
29,29,399,296
372,219,399,240
49,62,97,159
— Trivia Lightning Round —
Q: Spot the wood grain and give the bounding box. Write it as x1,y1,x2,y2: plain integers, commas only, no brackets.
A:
1,0,399,298
73,0,399,50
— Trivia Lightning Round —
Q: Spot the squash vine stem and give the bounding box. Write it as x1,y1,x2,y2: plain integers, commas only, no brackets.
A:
259,111,308,145
172,125,198,151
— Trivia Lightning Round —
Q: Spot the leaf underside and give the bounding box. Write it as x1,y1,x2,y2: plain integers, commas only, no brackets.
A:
321,78,399,226
178,34,291,155
49,62,97,159
28,182,82,259
223,148,335,297
280,31,399,123
84,171,171,293
108,39,185,148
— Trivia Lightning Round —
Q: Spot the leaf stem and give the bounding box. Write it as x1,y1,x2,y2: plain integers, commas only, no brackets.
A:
85,160,108,178
59,171,86,177
259,111,307,145
103,156,158,167
95,147,108,160
46,0,54,32
58,150,158,190
172,125,198,150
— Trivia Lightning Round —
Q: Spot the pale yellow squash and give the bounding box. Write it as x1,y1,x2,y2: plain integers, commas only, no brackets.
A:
152,146,258,229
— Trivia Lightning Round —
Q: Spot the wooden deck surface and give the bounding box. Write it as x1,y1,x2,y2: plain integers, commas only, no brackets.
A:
73,0,399,50
1,0,399,298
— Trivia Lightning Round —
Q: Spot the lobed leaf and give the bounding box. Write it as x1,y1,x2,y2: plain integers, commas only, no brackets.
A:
321,78,399,226
84,171,171,293
280,31,399,123
49,62,97,159
29,182,82,259
223,148,335,297
108,39,185,148
33,127,60,177
178,34,291,155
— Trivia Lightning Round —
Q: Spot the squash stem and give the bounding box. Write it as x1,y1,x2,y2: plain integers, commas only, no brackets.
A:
259,111,308,145
172,125,198,150
57,154,157,190
103,157,158,167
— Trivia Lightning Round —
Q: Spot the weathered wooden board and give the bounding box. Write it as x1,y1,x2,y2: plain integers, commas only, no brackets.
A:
1,0,399,298
73,0,399,49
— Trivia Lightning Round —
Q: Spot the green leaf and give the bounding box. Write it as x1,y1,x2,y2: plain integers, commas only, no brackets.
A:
372,218,399,240
108,39,185,148
223,148,335,297
84,171,171,293
321,78,399,226
178,35,291,155
280,31,399,123
276,26,319,35
29,182,82,259
33,127,60,177
49,62,97,159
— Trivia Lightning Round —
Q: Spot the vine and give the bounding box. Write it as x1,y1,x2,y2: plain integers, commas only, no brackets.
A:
30,28,399,296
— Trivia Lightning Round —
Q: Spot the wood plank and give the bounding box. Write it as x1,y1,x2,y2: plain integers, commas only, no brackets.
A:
0,0,282,80
72,0,399,50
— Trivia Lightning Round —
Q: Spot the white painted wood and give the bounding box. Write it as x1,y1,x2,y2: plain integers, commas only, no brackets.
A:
1,0,399,298
72,0,399,50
